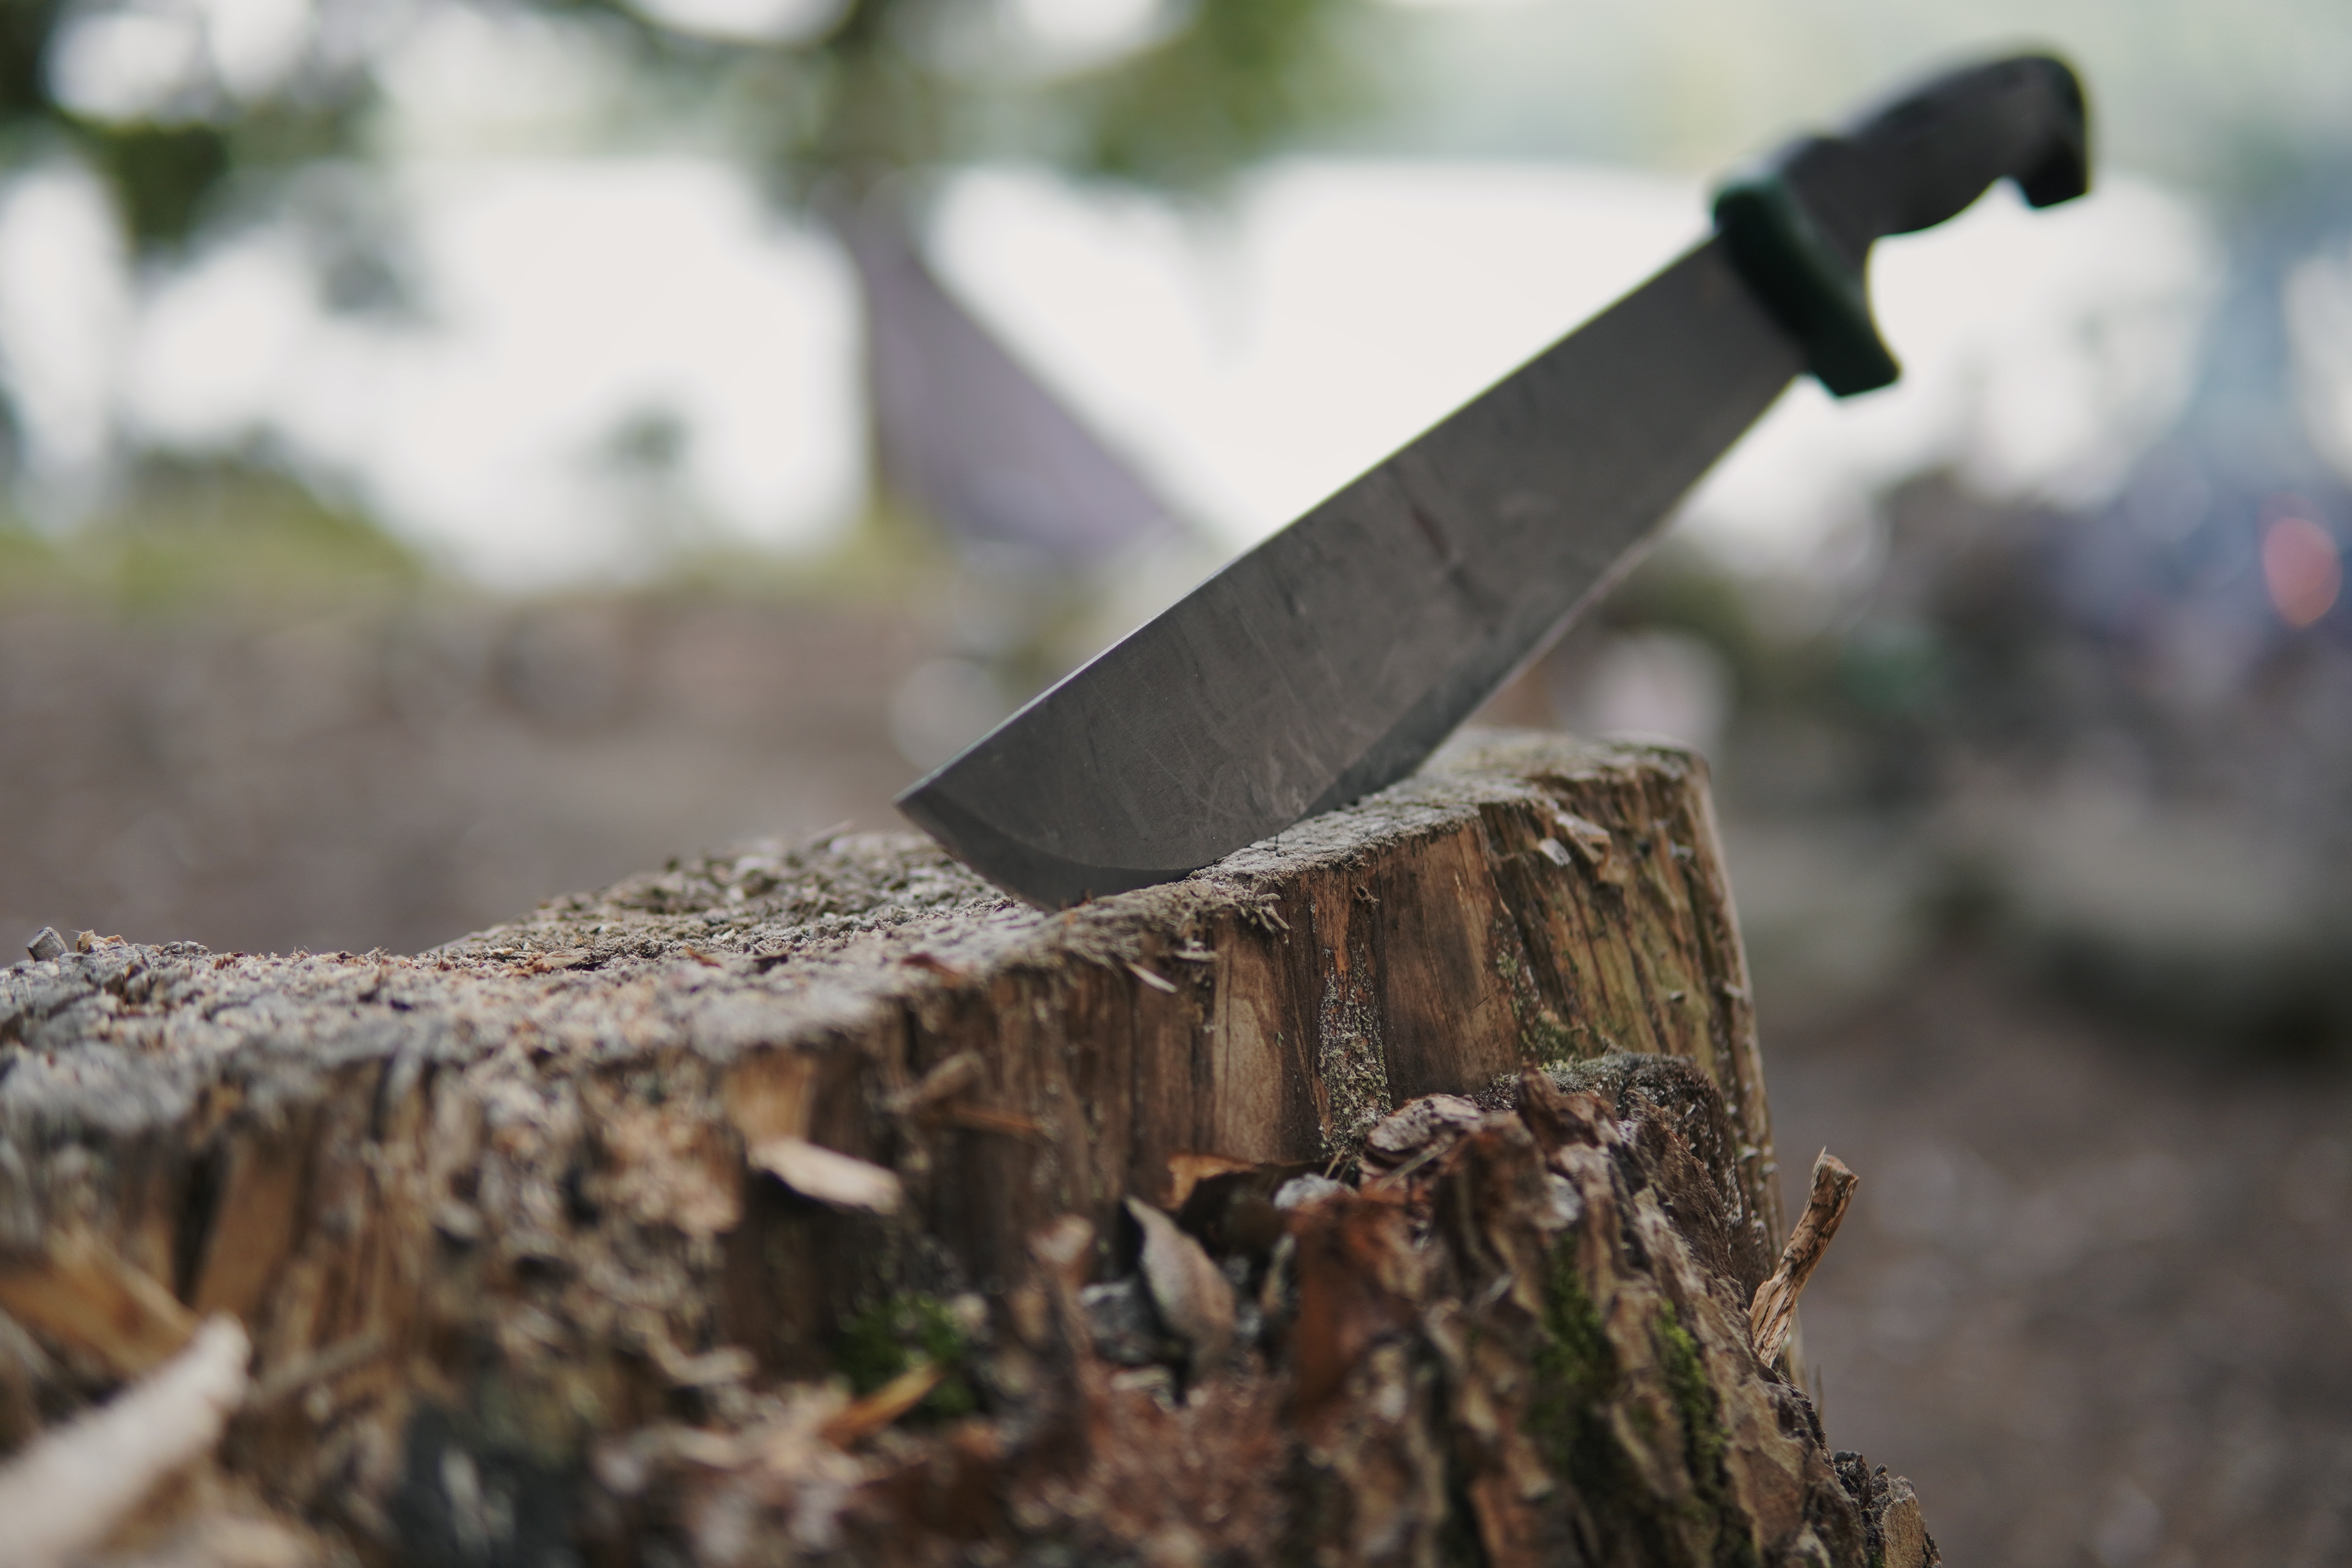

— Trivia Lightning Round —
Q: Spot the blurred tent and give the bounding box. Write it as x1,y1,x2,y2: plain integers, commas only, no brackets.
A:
838,185,1176,561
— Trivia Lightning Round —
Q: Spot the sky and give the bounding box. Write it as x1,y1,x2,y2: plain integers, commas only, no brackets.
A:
0,0,2336,588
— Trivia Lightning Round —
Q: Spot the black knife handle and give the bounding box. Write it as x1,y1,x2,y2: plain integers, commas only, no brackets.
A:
1713,53,2089,396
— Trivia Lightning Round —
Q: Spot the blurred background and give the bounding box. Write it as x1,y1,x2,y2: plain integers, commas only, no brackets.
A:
0,0,2347,1561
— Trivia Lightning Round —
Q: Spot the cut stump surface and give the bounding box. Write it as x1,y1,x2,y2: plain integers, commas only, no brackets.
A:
0,731,1933,1566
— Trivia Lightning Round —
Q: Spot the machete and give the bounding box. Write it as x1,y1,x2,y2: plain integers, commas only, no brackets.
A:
900,54,2089,908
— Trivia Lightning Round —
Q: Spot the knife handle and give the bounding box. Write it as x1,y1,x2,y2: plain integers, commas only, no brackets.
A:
1713,53,2089,396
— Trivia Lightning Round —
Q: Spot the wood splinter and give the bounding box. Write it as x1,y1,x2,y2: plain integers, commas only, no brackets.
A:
0,1316,250,1568
1749,1148,1859,1367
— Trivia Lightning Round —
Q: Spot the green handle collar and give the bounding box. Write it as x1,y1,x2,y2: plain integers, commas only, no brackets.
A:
1713,172,1900,397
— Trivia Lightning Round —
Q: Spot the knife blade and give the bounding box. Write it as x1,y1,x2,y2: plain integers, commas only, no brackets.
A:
900,54,2089,907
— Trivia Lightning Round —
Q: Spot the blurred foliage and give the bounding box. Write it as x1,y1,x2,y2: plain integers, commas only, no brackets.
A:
1074,0,1367,187
0,0,1370,255
0,453,423,611
0,0,1370,592
591,0,1367,190
0,0,374,248
1592,541,1774,697
0,1,63,122
81,121,227,246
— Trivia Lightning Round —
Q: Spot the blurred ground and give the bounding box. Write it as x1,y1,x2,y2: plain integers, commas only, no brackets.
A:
0,594,933,955
2,586,2348,1567
1768,960,2352,1568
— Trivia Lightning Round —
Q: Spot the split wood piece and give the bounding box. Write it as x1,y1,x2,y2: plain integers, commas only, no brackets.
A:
0,730,1904,1565
0,1231,200,1377
0,1315,248,1568
1750,1151,1860,1368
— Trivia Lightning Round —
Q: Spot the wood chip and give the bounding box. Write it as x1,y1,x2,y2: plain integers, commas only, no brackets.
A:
643,1332,758,1390
1552,811,1613,859
937,1105,1045,1140
249,1329,388,1410
902,951,971,982
886,1051,985,1116
818,1360,948,1449
1748,1149,1858,1367
1126,962,1177,993
0,1315,250,1568
750,1138,903,1214
1031,1214,1095,1285
1551,811,1628,885
1164,1151,1259,1211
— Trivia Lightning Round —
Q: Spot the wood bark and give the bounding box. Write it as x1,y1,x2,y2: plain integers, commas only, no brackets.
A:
0,730,1934,1566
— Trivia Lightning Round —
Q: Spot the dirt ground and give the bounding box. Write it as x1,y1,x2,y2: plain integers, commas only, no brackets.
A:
2,594,2346,1566
1767,960,2352,1568
0,596,933,956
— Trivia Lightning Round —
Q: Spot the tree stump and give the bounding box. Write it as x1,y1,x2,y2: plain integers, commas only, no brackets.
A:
0,731,1935,1566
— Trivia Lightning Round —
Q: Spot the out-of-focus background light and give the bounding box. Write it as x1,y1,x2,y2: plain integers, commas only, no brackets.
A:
4,4,2352,1561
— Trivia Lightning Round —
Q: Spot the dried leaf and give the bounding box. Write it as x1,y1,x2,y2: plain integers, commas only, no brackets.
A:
751,1138,903,1214
1125,1198,1235,1372
642,1330,758,1391
1360,1093,1483,1178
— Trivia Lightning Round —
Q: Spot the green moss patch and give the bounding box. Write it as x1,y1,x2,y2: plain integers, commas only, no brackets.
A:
836,1292,978,1421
